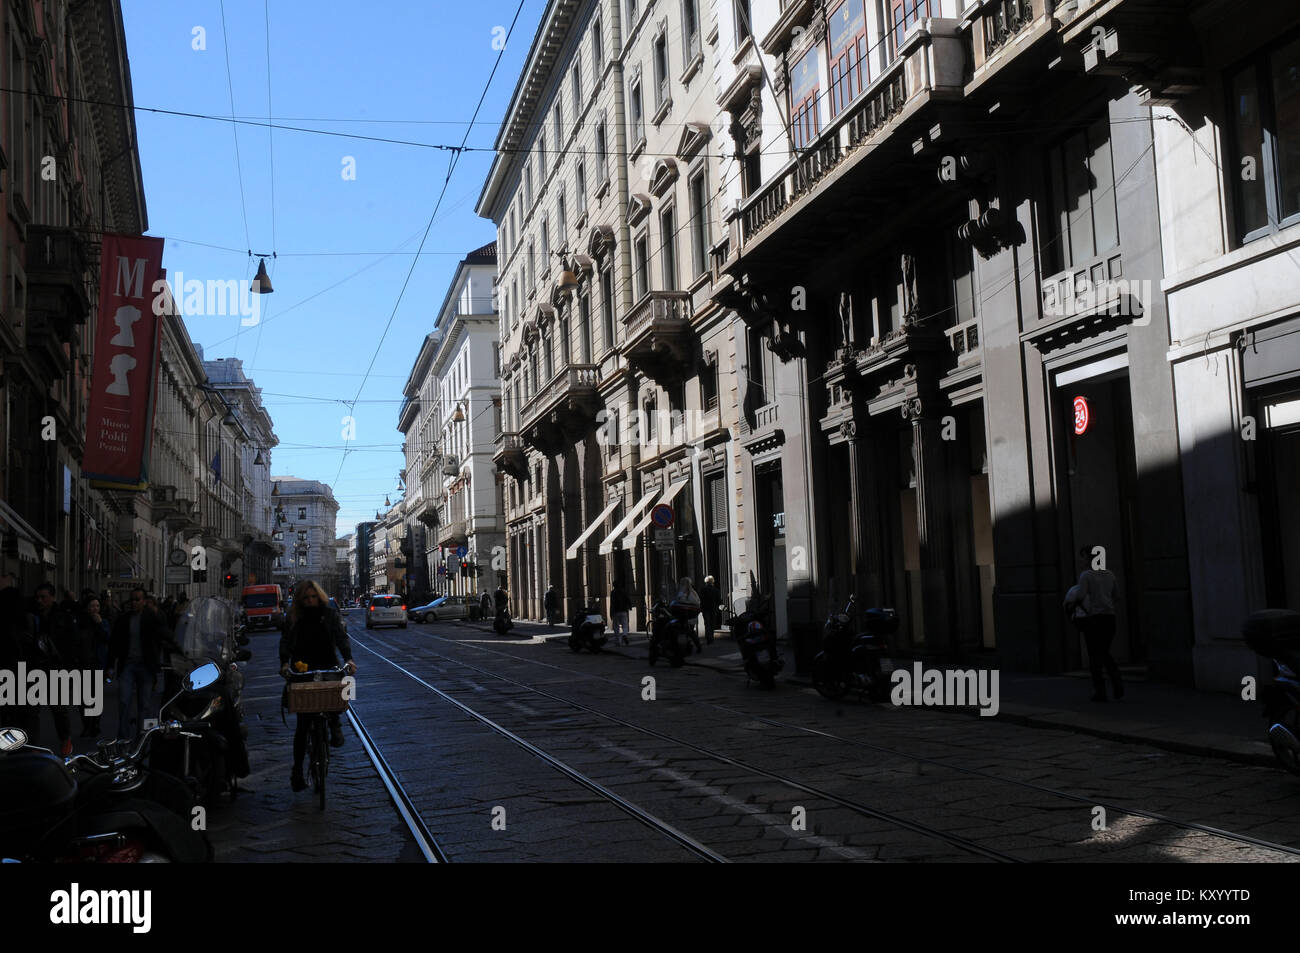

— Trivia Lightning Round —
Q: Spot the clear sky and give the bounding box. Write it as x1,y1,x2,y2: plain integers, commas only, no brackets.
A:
120,0,541,536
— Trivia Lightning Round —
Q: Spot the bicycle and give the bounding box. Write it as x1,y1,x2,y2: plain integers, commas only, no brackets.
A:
284,666,351,810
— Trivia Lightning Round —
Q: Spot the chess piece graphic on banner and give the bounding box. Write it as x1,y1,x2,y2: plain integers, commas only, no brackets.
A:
107,353,137,396
109,304,143,347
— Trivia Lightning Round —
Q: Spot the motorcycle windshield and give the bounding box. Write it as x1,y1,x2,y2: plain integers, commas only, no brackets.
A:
172,597,235,663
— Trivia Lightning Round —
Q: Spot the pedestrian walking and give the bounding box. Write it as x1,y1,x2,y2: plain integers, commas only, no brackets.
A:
76,596,110,738
31,582,79,756
0,573,39,743
1065,547,1123,702
480,590,493,621
544,585,560,625
107,588,169,742
700,575,722,646
610,580,632,646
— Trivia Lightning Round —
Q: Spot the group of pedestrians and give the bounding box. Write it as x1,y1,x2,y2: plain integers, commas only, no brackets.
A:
535,575,724,651
0,574,185,753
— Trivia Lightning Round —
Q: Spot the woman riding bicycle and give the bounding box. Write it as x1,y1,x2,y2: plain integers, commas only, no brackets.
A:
278,580,357,792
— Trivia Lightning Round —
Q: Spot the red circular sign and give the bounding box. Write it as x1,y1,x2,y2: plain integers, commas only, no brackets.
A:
1073,396,1090,435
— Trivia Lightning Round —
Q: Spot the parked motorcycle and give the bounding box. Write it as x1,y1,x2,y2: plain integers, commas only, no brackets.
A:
0,663,221,863
1244,609,1300,775
569,601,608,653
150,598,251,803
732,594,783,689
813,596,898,702
647,601,688,668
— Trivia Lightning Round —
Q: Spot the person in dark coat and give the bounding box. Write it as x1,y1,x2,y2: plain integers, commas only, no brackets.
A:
0,573,40,742
544,585,560,625
700,575,722,646
32,582,81,755
76,595,112,737
107,588,170,742
278,580,357,792
610,580,631,646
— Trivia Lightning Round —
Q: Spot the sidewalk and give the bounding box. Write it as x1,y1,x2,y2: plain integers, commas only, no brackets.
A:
457,618,1277,768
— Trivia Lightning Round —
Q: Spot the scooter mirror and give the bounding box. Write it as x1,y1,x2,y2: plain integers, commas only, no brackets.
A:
184,662,222,693
236,649,253,662
0,727,28,752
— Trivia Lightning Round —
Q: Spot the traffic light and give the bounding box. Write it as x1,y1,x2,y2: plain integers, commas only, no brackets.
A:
223,572,238,589
460,560,469,577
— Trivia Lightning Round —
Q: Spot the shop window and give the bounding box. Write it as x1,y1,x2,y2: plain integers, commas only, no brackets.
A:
1227,34,1300,243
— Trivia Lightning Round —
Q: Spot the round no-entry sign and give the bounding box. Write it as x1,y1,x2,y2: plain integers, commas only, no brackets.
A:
650,503,674,528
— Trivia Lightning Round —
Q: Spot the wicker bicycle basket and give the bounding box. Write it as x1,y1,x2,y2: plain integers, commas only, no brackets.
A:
288,679,350,714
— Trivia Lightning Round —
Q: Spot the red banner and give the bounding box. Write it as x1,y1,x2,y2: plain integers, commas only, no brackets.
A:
83,234,166,488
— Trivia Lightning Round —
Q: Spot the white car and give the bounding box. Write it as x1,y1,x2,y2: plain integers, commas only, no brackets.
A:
365,594,408,629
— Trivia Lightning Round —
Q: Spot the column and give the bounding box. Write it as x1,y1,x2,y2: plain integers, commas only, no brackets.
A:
906,398,954,654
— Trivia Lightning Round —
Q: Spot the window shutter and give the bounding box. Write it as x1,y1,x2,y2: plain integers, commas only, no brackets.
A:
708,476,727,534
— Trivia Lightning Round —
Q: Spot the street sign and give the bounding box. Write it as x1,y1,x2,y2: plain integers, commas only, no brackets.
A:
650,503,674,528
456,545,468,558
164,566,190,585
653,527,674,551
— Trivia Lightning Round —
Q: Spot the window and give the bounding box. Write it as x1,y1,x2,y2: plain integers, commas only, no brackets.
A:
525,165,533,207
890,1,932,58
747,325,777,406
701,359,719,411
601,263,616,350
493,342,501,377
572,57,583,113
742,150,762,198
704,473,730,587
827,0,869,118
689,170,710,277
790,47,821,151
592,17,604,69
683,0,701,60
541,218,550,269
595,120,609,181
661,207,678,289
576,160,588,213
735,0,752,46
579,289,593,362
950,231,977,327
1228,35,1300,243
528,242,536,290
627,0,638,26
1043,116,1119,274
9,39,26,201
634,232,650,299
511,278,519,325
543,329,554,380
538,147,546,183
630,80,645,145
560,304,572,365
298,507,307,520
558,191,567,243
654,34,670,108
644,396,658,447
554,104,563,151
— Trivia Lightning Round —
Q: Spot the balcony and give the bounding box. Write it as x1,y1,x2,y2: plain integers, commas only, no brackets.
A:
518,363,602,455
414,496,441,528
493,431,527,481
25,226,92,331
734,20,965,258
622,292,693,383
437,518,468,547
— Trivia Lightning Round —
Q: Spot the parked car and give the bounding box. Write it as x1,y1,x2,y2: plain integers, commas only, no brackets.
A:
407,597,445,623
416,595,474,622
365,593,407,629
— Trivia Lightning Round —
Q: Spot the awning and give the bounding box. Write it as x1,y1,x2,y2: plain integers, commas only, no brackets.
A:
0,499,54,565
621,480,690,551
566,495,624,560
597,488,664,555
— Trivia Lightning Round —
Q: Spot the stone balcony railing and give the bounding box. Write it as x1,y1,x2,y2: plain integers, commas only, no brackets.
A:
622,292,694,383
518,363,601,438
493,431,527,481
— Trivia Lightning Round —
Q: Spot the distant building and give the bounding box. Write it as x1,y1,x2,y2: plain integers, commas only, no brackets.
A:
270,476,340,594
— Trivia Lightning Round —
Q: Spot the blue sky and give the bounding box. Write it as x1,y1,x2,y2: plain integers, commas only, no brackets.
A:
120,0,540,535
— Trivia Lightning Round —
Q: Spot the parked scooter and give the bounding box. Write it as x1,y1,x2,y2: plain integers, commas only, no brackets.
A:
569,601,608,653
813,595,898,702
648,601,688,668
0,663,221,863
732,593,784,688
494,607,514,635
150,598,251,803
1244,609,1300,776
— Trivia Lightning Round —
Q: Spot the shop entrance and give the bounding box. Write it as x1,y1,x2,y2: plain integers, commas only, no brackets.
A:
1258,391,1300,608
1057,369,1143,668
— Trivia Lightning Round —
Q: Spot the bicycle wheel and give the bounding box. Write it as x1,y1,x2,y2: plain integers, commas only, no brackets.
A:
312,718,328,810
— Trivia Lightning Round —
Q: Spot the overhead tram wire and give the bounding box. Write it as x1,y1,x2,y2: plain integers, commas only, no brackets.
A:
329,0,532,495
218,0,255,360
251,0,278,371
